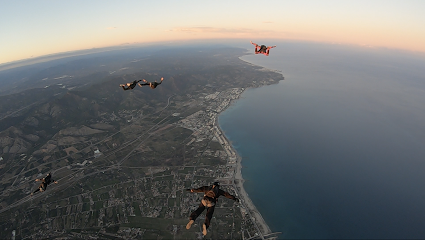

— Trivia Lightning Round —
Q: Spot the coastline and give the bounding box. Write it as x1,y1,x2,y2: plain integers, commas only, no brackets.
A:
238,55,283,74
216,91,273,236
211,55,284,237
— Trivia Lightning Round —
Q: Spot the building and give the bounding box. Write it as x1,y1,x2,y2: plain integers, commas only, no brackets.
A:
94,149,102,158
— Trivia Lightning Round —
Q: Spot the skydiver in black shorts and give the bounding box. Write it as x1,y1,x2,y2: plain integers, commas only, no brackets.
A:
120,79,142,90
140,77,164,89
31,173,58,196
186,182,239,236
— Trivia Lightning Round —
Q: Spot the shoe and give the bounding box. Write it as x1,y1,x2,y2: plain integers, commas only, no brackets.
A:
202,224,207,236
186,220,194,230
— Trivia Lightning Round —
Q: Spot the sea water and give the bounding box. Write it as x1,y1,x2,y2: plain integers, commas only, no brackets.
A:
218,41,425,239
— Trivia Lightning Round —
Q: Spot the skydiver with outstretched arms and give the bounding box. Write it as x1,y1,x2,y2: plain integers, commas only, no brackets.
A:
250,41,276,56
186,182,239,236
120,79,142,91
140,77,164,89
31,173,58,196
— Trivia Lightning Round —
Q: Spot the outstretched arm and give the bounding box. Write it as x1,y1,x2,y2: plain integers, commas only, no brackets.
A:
250,41,258,47
190,186,210,193
121,85,130,90
219,189,239,202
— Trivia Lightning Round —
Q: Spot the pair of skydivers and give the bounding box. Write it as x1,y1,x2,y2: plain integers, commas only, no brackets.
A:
120,77,164,91
30,173,58,196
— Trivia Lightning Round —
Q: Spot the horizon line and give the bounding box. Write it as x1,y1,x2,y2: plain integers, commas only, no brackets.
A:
2,38,424,72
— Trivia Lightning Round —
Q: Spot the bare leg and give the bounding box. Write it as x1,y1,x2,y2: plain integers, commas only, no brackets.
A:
203,223,207,236
186,220,194,229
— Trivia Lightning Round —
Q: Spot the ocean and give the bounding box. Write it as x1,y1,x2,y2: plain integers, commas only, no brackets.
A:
218,41,425,239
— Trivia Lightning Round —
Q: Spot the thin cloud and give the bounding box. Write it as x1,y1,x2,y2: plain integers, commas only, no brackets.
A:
106,27,117,30
170,27,275,35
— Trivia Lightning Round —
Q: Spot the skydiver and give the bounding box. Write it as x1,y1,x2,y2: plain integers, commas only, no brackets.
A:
250,41,276,56
31,173,58,196
186,182,239,236
120,79,142,91
139,77,164,89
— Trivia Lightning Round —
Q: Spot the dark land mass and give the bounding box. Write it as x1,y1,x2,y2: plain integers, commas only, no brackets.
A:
0,46,283,239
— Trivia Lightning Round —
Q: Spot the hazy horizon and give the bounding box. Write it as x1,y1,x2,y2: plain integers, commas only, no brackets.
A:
2,0,425,64
2,38,425,72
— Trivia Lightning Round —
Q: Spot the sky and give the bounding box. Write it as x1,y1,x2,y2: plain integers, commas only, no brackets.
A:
1,0,425,65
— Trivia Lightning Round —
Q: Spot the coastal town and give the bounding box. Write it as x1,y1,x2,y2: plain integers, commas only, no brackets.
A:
0,47,284,239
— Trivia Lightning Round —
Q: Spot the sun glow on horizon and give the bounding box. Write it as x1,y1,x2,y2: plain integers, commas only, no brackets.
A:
1,0,425,65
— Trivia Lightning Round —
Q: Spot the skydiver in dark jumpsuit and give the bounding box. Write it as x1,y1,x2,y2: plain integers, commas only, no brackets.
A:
250,41,276,56
140,77,164,89
120,79,142,90
186,182,239,236
31,173,58,196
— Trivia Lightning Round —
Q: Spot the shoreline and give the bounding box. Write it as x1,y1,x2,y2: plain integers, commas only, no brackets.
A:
215,90,273,236
238,55,284,75
212,54,285,236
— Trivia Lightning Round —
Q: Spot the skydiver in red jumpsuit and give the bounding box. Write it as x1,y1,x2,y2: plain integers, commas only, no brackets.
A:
250,41,276,56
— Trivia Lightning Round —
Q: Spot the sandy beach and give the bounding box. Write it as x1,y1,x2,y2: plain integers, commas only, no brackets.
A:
211,56,284,238
234,153,272,235
216,91,273,237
